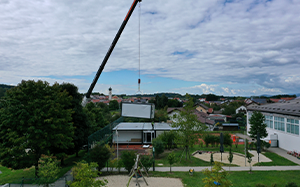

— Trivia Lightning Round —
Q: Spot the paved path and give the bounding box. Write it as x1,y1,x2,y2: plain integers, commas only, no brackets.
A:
268,147,300,165
235,132,300,165
102,165,300,172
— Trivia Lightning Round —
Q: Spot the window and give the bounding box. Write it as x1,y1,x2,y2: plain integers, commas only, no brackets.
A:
265,115,273,129
274,116,285,132
287,118,299,135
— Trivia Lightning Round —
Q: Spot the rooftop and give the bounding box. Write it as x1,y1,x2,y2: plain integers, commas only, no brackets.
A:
247,99,300,117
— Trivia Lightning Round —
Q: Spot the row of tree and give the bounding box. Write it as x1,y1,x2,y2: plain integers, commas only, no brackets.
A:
0,80,117,177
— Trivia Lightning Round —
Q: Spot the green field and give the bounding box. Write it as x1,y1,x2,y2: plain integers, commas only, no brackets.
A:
151,170,300,187
0,150,87,185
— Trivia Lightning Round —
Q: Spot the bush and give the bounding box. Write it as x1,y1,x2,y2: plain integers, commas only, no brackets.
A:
120,150,136,173
263,141,271,150
140,155,153,172
214,135,220,147
204,135,213,147
224,133,233,147
286,182,298,187
152,139,165,158
160,131,177,150
90,144,111,171
255,184,268,187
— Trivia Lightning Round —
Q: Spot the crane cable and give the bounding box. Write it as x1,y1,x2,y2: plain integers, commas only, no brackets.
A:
137,2,142,94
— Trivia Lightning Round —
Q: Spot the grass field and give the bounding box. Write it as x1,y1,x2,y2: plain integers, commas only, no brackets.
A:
0,150,87,185
155,144,297,167
151,170,300,187
253,152,298,166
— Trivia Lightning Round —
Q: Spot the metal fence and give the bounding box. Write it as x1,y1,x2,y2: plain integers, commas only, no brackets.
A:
88,117,123,149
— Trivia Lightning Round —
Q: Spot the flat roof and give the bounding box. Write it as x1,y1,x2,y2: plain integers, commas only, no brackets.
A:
247,99,300,117
113,122,179,131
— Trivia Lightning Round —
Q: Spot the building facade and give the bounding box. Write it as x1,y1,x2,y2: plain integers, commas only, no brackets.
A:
247,99,300,152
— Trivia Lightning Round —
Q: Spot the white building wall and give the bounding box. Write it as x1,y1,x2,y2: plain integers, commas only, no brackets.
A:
113,131,142,143
156,131,164,137
247,111,300,152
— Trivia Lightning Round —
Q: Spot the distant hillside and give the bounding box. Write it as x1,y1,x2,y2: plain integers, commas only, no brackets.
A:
0,84,15,98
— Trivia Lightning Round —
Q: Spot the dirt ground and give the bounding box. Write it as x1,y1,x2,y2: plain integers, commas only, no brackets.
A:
193,150,272,167
97,175,184,187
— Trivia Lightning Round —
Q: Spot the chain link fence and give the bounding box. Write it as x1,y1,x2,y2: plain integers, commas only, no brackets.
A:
88,117,123,149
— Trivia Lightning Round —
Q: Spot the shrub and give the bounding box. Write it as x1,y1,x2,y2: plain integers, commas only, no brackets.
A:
263,141,271,150
199,141,203,148
214,135,220,147
224,133,233,147
204,134,213,147
140,155,153,172
152,138,165,158
120,150,136,173
160,131,177,150
89,144,111,171
286,182,298,187
68,161,107,187
255,184,268,187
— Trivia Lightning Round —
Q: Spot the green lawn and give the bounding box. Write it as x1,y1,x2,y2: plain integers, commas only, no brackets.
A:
253,152,298,166
0,150,87,185
155,146,241,167
151,170,300,187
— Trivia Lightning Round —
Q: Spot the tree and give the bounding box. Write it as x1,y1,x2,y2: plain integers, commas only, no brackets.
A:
205,94,219,101
140,155,153,172
152,138,165,158
55,83,89,159
172,94,207,160
167,152,176,173
38,156,60,187
89,144,111,171
0,80,74,177
227,148,233,172
68,161,107,187
109,100,119,111
202,162,232,187
249,111,268,139
120,150,136,173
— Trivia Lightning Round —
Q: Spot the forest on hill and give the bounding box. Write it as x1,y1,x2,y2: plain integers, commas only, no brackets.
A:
0,84,15,98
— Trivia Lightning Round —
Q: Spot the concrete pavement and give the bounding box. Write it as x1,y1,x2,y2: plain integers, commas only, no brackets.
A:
102,165,300,172
235,132,300,165
268,147,300,165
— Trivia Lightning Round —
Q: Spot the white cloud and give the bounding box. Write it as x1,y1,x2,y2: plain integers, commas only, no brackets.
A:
1,0,300,95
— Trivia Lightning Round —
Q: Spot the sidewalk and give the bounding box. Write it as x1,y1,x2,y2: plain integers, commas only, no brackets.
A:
268,147,300,165
235,132,300,165
102,165,300,172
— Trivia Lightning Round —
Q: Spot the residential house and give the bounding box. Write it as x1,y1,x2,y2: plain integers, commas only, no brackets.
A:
236,106,247,114
194,103,209,113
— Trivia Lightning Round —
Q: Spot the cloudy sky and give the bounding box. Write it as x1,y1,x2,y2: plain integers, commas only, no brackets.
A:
1,0,300,96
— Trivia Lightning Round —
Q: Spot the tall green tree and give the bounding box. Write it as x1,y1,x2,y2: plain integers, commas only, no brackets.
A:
109,100,119,111
0,80,74,177
249,111,268,139
172,94,207,160
58,83,89,158
90,144,111,171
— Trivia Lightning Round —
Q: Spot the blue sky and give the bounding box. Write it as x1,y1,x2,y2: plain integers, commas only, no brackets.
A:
1,0,300,96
